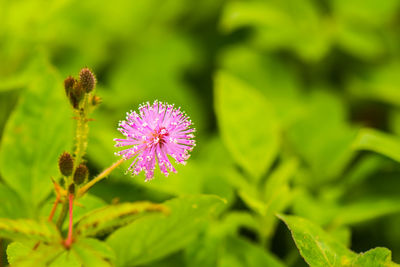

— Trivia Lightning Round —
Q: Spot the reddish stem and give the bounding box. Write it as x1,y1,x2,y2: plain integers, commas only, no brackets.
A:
64,193,74,248
48,196,60,222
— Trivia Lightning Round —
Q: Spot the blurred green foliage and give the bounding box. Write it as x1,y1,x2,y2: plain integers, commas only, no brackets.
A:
2,0,400,266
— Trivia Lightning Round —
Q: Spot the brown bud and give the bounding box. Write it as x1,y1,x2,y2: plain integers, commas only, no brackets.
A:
68,184,75,194
74,164,89,185
79,68,96,93
64,76,76,96
69,82,84,109
59,152,74,176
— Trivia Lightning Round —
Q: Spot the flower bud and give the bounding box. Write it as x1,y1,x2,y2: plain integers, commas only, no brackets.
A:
79,68,96,93
68,184,75,194
59,152,74,176
74,164,89,185
64,76,76,97
69,82,84,109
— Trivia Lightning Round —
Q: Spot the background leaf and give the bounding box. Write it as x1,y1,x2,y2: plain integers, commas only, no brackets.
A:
214,71,279,179
353,128,400,162
0,55,73,212
107,195,225,266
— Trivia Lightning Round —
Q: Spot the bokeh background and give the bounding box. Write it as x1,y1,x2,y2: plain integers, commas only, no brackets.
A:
1,0,400,266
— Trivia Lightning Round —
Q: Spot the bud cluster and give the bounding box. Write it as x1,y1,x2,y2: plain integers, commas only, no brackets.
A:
63,67,101,110
58,151,89,192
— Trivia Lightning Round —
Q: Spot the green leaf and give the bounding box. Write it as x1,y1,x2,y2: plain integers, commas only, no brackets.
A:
49,250,81,267
219,0,331,61
214,70,279,179
69,238,115,267
0,183,27,218
8,242,64,267
330,226,352,247
336,22,385,60
6,241,34,265
0,218,60,243
287,91,357,182
278,214,356,267
219,236,285,267
218,45,302,128
353,128,400,162
107,195,225,266
8,239,115,267
75,201,169,237
0,56,73,210
351,247,397,267
348,62,400,106
332,0,400,27
333,198,400,226
263,158,298,201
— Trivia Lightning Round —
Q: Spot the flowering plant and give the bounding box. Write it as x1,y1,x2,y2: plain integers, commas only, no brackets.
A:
0,66,222,266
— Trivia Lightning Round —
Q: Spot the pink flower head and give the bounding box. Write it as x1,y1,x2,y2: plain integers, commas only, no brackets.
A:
114,100,196,181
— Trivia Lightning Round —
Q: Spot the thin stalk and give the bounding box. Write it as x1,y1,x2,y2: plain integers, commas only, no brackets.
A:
64,194,74,248
48,196,60,222
78,158,124,197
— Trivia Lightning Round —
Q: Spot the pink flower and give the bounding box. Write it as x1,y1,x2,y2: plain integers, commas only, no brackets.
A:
114,100,196,181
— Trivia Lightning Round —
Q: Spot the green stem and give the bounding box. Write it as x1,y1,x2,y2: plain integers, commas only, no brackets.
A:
78,158,125,197
74,106,89,168
56,201,68,229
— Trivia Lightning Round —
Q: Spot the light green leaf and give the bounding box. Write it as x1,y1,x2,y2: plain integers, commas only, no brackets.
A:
49,250,81,267
214,70,279,179
107,195,225,266
7,241,34,265
263,158,298,201
278,214,356,267
8,242,64,267
351,247,398,267
8,239,115,267
0,218,60,243
0,56,73,209
75,201,168,237
69,238,115,267
353,128,400,162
